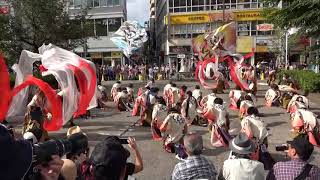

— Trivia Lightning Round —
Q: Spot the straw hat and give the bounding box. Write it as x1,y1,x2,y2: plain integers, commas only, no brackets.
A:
67,126,82,137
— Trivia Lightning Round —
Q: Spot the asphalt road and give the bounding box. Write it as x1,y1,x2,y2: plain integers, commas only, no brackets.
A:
12,80,320,180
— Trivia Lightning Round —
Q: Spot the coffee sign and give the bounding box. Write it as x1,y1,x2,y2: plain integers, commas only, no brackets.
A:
256,24,274,31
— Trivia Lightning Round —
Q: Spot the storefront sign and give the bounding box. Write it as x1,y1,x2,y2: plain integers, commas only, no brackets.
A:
111,52,122,58
236,36,254,53
166,12,234,25
90,52,102,59
256,24,274,31
234,10,265,21
169,46,191,54
166,14,210,25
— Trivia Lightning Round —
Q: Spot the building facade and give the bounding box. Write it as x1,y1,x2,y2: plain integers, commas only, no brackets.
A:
155,0,277,66
67,0,127,66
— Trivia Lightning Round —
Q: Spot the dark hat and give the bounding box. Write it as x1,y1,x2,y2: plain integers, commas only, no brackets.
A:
230,132,256,154
287,134,314,161
90,136,130,179
0,124,33,179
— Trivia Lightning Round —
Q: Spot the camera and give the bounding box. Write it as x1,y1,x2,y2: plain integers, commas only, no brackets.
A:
275,144,289,151
25,133,88,179
32,133,88,165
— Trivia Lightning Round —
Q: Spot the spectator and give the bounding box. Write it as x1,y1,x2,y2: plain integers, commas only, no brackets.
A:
219,132,265,180
267,134,320,180
172,133,217,180
87,136,143,180
0,124,64,180
61,159,77,180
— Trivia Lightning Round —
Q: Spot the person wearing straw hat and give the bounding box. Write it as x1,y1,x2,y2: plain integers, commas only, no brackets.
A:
219,132,265,180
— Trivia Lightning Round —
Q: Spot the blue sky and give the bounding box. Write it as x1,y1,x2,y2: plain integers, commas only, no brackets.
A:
127,0,150,25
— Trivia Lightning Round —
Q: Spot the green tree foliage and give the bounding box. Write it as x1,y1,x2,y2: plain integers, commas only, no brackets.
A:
263,0,320,37
0,0,91,65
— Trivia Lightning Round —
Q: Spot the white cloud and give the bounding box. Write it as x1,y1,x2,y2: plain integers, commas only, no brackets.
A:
127,0,150,25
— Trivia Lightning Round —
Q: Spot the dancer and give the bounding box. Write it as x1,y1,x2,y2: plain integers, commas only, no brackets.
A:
192,85,202,105
210,98,231,147
290,107,320,146
111,81,121,100
160,108,188,159
265,84,281,107
114,88,131,111
181,91,198,125
151,97,167,140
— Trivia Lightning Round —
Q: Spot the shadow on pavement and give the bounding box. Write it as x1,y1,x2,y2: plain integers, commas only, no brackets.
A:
267,121,287,128
260,112,284,118
202,147,229,157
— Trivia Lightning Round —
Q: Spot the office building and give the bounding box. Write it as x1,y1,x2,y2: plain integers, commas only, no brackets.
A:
155,0,278,66
67,0,127,66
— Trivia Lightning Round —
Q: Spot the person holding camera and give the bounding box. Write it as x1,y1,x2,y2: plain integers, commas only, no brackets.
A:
218,132,265,180
84,136,143,180
0,124,64,180
267,134,320,180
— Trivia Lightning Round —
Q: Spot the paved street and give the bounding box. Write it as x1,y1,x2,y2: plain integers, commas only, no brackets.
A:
11,80,320,180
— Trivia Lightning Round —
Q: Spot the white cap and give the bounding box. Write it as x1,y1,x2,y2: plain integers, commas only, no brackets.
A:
23,132,38,144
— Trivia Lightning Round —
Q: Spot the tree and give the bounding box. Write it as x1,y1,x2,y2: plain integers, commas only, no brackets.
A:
263,0,320,47
0,0,91,66
262,0,320,66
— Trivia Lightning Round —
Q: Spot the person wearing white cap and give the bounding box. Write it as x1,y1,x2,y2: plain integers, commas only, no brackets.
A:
219,132,265,180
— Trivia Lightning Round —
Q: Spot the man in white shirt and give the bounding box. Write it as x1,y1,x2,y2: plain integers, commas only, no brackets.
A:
219,132,265,180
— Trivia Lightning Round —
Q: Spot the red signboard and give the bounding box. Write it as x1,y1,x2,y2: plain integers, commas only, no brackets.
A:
0,6,9,14
256,23,274,31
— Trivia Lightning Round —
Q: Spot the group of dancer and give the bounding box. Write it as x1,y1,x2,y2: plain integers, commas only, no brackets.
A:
108,76,267,163
265,74,320,147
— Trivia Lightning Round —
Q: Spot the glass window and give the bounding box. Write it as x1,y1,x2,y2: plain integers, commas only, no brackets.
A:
107,0,113,6
101,0,107,6
192,0,199,6
251,3,258,8
70,0,74,6
187,0,192,6
180,0,186,6
180,7,186,12
94,0,99,7
96,19,108,36
169,0,173,7
87,0,93,7
199,0,204,5
217,0,223,4
114,0,120,5
74,0,82,8
108,18,121,32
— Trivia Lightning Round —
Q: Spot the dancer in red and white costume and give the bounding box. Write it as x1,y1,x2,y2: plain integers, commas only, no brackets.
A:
111,81,121,100
290,107,320,147
210,98,231,148
287,94,309,114
265,84,281,107
151,97,167,140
